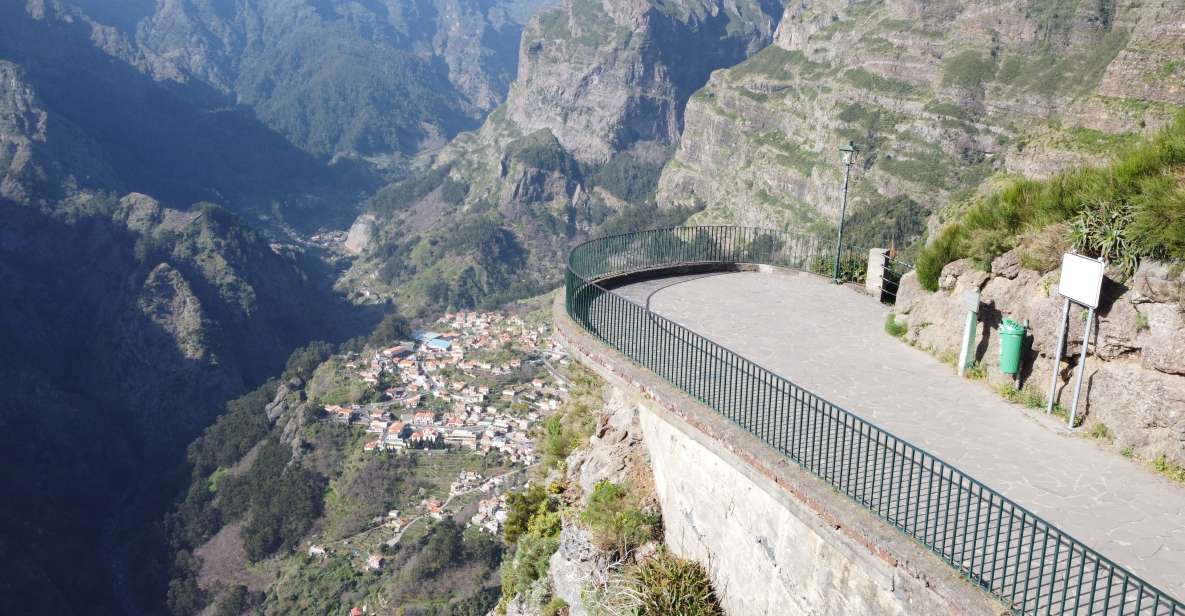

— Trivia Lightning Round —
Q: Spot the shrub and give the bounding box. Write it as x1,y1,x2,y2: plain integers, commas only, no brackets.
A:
592,551,723,616
503,484,559,544
187,380,279,478
1069,198,1142,278
809,253,867,283
499,483,563,607
580,482,661,558
916,225,965,291
884,314,908,338
370,311,411,347
585,152,666,203
542,597,569,616
283,341,334,381
916,111,1185,290
539,367,599,470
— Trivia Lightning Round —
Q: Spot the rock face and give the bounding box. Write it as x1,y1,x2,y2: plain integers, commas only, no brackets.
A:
657,0,1185,239
351,0,786,313
505,0,783,163
0,59,114,204
0,1,372,228
894,254,1185,464
67,0,539,162
343,213,378,254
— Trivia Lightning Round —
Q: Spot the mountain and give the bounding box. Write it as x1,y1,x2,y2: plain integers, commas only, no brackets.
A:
0,5,382,610
343,0,789,315
0,191,375,614
655,0,1185,248
0,0,379,230
70,0,549,167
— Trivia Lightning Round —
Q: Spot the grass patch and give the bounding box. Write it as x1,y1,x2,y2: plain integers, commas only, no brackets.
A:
993,382,1057,414
884,313,908,338
964,362,987,380
915,112,1185,291
1069,127,1141,155
995,30,1129,97
542,597,569,616
1088,422,1111,440
1152,456,1185,484
728,46,828,81
588,550,723,616
844,68,919,97
580,481,661,559
942,50,997,89
540,365,601,470
751,131,820,176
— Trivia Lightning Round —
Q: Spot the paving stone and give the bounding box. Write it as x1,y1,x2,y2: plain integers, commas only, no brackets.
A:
615,271,1185,598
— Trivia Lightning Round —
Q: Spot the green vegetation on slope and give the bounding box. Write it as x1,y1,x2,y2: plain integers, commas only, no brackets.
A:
917,112,1185,290
499,484,563,608
580,481,661,558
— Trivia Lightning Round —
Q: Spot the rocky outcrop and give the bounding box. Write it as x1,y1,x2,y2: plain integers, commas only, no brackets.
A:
343,213,377,255
657,0,1185,238
0,60,114,203
505,0,783,163
548,388,653,614
895,254,1185,464
350,0,786,312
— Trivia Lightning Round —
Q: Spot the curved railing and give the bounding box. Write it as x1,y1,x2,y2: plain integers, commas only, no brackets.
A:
564,226,1183,616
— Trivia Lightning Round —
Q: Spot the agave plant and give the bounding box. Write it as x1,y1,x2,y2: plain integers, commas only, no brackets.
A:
1069,199,1142,278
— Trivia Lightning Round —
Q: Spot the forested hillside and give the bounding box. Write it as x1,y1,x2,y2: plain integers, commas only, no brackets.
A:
341,0,789,315
0,193,373,614
71,0,546,166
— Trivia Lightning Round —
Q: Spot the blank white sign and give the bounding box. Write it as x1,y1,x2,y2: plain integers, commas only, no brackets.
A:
1058,253,1105,308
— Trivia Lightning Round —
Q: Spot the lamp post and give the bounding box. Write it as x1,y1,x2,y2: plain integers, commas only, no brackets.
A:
833,140,861,284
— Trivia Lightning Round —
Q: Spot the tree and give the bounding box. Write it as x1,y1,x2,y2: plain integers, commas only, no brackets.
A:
370,311,411,346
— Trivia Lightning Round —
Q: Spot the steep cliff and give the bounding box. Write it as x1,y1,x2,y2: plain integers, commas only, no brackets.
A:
117,0,538,163
0,193,369,614
658,0,1185,243
0,0,376,229
347,0,788,314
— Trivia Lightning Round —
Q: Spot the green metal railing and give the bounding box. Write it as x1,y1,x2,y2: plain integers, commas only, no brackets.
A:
564,226,1183,616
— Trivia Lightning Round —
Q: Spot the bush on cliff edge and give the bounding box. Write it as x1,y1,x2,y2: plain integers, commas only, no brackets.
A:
917,111,1185,291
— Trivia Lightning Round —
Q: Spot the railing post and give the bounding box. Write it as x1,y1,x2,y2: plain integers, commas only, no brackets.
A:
866,248,888,297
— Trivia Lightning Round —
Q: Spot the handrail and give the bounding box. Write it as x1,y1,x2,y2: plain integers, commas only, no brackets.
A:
564,226,1183,616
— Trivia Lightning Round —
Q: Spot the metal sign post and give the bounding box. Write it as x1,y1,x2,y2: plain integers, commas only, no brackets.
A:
1046,253,1105,428
957,289,980,377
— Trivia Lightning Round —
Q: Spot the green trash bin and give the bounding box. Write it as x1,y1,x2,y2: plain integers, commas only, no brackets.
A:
998,318,1026,375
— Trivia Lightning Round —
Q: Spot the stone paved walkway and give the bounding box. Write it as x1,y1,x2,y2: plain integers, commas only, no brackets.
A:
615,270,1185,598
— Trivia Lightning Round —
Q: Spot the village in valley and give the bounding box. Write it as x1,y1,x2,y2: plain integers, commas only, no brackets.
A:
302,305,574,571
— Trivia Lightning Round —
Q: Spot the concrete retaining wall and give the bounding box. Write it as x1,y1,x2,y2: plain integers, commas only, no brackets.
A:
554,293,1005,615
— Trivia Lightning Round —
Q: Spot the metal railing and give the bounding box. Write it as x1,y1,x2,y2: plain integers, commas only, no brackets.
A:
564,226,1182,616
878,253,914,304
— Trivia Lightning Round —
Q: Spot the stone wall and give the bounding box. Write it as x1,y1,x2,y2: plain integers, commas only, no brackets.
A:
553,294,1004,616
895,252,1185,465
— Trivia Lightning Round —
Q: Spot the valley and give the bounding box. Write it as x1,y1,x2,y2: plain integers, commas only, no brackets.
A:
1,0,1183,613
